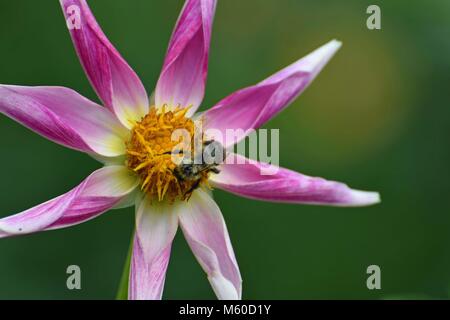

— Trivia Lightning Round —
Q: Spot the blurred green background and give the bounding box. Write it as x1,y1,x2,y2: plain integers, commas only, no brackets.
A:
1,0,449,299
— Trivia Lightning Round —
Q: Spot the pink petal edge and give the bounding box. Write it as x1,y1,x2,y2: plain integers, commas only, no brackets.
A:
204,40,342,147
155,0,217,116
210,154,380,207
0,85,129,157
179,189,242,300
0,166,139,238
129,196,179,300
60,0,149,128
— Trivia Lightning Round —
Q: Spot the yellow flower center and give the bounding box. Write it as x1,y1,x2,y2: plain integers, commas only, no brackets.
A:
125,106,210,202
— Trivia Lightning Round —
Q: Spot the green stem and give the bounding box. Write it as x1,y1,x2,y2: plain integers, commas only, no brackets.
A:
116,232,134,300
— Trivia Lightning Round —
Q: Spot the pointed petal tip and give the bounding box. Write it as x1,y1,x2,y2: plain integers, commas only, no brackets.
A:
329,39,343,50
179,190,242,300
155,0,217,112
0,166,138,238
322,39,342,53
60,0,149,126
348,190,381,207
209,274,241,300
327,39,343,56
0,85,129,157
302,39,342,73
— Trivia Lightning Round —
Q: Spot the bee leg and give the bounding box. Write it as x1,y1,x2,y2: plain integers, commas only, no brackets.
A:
203,140,214,146
172,169,183,182
210,167,221,174
162,149,184,155
185,179,201,200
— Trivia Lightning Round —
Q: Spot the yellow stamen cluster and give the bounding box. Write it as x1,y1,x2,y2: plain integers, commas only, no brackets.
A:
126,106,209,202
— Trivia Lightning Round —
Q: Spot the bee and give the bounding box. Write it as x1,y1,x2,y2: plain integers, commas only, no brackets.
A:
169,140,227,198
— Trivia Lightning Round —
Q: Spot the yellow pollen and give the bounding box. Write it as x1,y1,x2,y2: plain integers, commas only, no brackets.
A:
126,106,209,203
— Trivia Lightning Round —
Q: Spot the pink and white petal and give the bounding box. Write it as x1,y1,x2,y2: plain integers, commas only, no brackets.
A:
179,189,242,300
49,165,140,230
204,40,342,147
129,196,179,300
112,188,139,210
60,0,149,128
90,154,127,166
155,0,217,115
0,183,84,238
0,166,139,238
211,154,380,207
0,85,129,157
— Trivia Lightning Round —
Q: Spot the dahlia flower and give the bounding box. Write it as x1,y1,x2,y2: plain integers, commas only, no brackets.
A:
0,0,380,300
